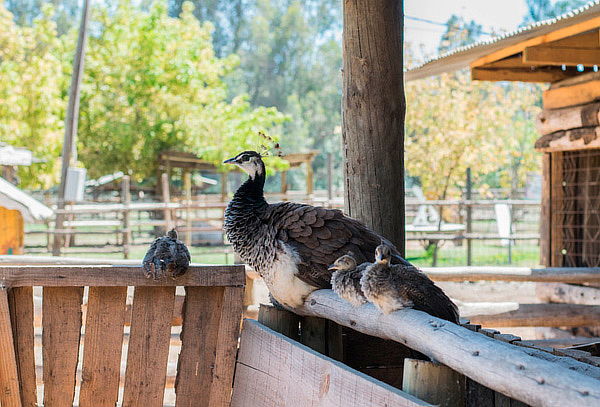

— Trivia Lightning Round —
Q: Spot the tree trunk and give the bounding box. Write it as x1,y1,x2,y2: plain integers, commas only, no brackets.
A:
342,0,406,254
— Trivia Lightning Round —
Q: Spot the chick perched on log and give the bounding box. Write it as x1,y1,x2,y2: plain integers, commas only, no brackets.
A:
361,244,459,322
142,229,191,280
328,253,369,307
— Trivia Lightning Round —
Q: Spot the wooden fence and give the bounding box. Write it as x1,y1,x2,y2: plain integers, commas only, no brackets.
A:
0,264,245,407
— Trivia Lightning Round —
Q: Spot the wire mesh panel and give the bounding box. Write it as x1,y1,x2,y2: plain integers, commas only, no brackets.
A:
554,149,600,267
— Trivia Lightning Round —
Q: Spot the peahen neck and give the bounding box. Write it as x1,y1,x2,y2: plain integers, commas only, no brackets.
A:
231,162,267,209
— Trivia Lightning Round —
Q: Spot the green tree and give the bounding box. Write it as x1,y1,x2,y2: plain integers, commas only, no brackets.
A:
0,3,66,189
522,0,589,24
76,2,286,181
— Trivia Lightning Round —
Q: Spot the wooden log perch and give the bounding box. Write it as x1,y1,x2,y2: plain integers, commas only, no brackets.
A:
293,290,600,407
421,266,600,283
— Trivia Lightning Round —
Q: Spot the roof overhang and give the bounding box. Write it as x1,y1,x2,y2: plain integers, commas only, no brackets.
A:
406,1,600,83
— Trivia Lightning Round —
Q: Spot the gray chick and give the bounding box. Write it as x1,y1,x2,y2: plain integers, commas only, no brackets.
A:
361,244,459,322
328,252,369,307
142,229,191,280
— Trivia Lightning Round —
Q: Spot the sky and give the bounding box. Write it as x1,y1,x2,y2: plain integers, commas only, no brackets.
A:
405,0,529,59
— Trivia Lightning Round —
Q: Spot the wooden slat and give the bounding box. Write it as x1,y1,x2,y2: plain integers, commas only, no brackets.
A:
175,286,243,407
231,320,431,407
524,46,600,66
0,288,22,407
422,266,600,283
469,303,600,327
79,287,128,407
7,287,36,407
543,80,600,110
295,290,600,405
472,67,573,83
42,286,84,406
0,265,245,287
550,152,564,267
122,286,175,407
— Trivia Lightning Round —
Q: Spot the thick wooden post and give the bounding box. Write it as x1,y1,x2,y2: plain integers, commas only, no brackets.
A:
342,0,406,254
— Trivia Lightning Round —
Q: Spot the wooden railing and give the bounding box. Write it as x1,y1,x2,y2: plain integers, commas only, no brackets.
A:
0,264,245,407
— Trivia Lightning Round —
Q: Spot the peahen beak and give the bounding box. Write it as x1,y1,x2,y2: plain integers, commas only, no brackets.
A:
223,157,237,164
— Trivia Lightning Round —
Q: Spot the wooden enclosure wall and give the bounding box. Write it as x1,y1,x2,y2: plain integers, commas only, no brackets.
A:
0,265,245,407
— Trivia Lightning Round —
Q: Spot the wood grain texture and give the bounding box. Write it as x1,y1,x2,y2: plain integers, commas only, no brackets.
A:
535,127,600,152
550,152,564,267
402,359,465,407
79,286,127,407
536,282,600,305
342,0,406,253
472,67,572,83
468,303,600,327
524,45,600,66
7,287,36,407
231,320,431,407
42,286,84,407
122,286,175,407
536,102,600,136
258,305,300,340
543,80,600,110
175,286,244,407
0,265,245,288
293,289,600,406
421,266,600,283
0,288,22,407
540,153,551,267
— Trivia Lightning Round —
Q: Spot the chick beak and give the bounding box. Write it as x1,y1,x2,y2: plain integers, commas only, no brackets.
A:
223,157,237,164
327,265,338,271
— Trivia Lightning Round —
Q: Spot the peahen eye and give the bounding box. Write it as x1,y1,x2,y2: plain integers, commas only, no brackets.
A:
241,154,249,162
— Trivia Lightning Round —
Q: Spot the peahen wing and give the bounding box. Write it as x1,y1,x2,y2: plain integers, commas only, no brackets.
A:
263,202,404,288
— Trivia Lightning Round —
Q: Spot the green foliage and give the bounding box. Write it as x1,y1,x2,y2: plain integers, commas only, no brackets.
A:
523,0,590,24
77,2,286,181
0,3,65,189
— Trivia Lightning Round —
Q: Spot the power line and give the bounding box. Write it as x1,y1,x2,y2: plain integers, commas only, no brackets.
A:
405,15,494,36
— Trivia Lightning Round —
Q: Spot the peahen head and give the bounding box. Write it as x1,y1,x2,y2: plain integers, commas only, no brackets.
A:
328,252,357,272
223,151,264,180
375,244,392,265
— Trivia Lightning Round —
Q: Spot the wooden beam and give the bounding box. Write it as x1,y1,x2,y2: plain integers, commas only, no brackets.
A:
536,282,600,305
231,320,432,407
534,127,600,152
543,80,600,109
0,265,245,287
0,289,22,407
293,290,600,406
537,102,600,136
471,16,600,68
421,266,600,283
472,67,573,83
524,45,600,66
468,303,600,327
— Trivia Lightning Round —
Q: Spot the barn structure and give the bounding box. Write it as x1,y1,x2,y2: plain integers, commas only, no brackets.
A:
406,0,600,269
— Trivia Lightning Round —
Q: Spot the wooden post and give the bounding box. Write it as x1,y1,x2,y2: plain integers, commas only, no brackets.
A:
466,168,473,266
184,171,192,246
220,172,228,202
258,304,300,341
53,0,91,256
550,152,564,266
342,0,406,254
327,152,333,204
121,176,131,259
161,173,172,233
306,161,313,196
402,359,465,407
280,171,288,195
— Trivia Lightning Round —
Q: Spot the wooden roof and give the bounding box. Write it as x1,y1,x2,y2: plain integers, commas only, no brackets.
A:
406,1,600,83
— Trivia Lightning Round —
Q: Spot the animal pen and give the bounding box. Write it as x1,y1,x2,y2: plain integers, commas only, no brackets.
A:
5,2,600,407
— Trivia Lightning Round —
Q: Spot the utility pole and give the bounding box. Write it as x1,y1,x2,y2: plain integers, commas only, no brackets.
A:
52,0,91,256
342,0,406,254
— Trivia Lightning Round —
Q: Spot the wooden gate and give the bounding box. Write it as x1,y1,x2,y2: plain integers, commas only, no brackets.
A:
0,264,245,407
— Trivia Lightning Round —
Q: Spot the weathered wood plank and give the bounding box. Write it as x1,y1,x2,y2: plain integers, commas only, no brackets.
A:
294,290,600,407
535,127,600,152
122,286,175,407
536,102,600,136
524,45,600,66
231,320,431,407
543,80,600,110
550,152,564,267
7,287,36,407
0,265,245,287
472,67,572,83
175,287,244,406
540,153,551,267
421,266,600,283
402,359,465,407
468,303,600,327
0,288,22,407
258,305,300,340
536,282,600,305
79,286,127,407
42,286,84,406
